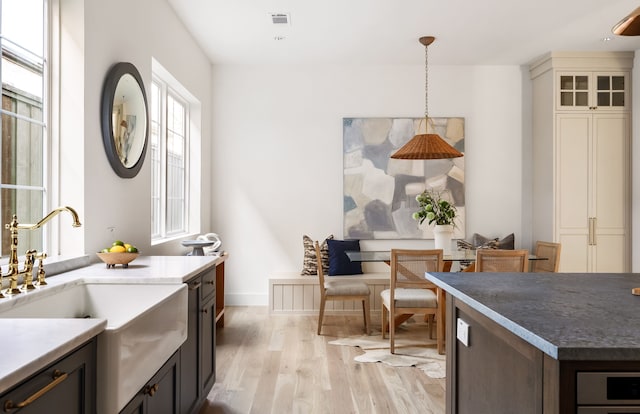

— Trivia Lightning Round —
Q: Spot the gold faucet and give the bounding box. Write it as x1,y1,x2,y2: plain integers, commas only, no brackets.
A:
2,206,81,295
15,206,82,231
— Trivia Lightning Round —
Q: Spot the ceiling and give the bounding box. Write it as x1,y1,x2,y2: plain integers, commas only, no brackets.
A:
167,0,640,66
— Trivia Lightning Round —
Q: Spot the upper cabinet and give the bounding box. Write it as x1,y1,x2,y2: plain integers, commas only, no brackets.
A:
557,71,629,111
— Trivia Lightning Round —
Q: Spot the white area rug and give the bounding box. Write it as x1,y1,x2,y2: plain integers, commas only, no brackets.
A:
328,323,446,379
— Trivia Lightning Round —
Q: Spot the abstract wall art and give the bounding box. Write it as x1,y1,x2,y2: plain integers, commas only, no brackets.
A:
343,117,465,240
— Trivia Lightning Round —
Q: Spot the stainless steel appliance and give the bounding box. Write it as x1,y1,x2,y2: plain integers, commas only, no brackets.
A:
578,372,640,413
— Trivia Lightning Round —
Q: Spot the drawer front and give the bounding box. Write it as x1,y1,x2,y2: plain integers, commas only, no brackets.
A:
1,340,96,414
201,267,216,301
578,408,640,413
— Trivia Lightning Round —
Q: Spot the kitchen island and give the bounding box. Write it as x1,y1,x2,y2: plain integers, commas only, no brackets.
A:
425,271,640,414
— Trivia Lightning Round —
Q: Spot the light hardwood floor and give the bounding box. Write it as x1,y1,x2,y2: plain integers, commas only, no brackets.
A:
199,306,445,414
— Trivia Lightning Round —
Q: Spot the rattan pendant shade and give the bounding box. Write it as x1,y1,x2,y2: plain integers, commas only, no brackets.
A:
391,131,462,159
391,36,462,160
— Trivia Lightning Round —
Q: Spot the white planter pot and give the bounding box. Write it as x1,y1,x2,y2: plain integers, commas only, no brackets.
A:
433,224,453,254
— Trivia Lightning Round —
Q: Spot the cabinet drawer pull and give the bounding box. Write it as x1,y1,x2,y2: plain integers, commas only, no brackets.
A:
143,383,159,396
205,279,214,285
202,308,208,314
189,282,202,290
4,370,68,412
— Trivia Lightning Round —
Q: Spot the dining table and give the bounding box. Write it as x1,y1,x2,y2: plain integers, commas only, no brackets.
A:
347,249,478,271
346,249,548,354
346,249,546,271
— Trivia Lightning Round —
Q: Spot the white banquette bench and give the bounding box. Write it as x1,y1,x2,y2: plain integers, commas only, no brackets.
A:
269,263,390,314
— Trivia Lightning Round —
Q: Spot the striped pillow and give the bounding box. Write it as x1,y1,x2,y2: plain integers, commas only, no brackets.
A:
301,234,333,275
456,238,499,270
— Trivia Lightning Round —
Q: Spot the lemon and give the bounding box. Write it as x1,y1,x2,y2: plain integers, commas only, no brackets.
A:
124,243,132,250
127,246,138,253
110,245,126,253
112,240,125,247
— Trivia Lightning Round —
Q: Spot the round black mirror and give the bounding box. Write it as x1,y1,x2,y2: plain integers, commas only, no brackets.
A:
100,62,149,178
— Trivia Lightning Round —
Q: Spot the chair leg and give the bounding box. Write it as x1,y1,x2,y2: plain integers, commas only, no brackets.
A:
381,305,387,339
362,296,371,335
389,309,396,354
317,296,326,335
427,314,434,339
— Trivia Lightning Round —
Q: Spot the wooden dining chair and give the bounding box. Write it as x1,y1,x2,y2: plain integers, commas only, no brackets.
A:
475,249,529,272
381,249,443,354
531,241,561,272
315,241,371,335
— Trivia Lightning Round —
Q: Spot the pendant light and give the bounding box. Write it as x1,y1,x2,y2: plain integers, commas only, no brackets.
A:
391,36,463,160
612,6,640,36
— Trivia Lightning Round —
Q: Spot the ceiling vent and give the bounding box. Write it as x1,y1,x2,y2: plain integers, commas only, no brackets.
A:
270,13,291,25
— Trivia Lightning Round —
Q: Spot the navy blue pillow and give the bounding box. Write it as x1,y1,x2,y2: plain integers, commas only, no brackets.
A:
327,239,363,276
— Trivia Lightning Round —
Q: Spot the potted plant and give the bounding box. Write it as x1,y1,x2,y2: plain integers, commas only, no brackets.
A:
412,190,457,253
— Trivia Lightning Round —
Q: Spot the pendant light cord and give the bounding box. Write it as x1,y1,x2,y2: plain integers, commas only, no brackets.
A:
424,43,429,120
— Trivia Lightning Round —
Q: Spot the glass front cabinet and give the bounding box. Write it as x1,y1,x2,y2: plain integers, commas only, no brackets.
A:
557,71,629,111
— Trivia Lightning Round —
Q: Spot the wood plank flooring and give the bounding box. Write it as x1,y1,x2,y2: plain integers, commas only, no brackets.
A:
199,307,445,414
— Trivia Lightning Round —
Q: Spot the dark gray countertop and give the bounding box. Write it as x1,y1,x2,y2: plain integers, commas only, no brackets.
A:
425,271,640,361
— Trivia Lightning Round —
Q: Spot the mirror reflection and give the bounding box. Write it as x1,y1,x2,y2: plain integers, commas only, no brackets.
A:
100,62,148,178
111,74,147,168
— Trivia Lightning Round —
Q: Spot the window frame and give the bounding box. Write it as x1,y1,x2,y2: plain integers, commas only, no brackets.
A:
0,0,52,257
151,74,191,242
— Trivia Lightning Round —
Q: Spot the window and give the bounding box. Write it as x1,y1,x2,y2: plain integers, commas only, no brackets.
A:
0,0,48,256
151,74,189,239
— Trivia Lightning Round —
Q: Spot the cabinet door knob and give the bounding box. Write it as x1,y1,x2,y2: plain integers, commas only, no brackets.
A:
144,383,159,397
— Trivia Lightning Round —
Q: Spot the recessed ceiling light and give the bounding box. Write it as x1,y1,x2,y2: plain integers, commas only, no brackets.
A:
602,36,613,42
274,36,286,41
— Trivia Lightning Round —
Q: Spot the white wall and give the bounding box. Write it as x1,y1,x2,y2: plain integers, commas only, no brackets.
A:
57,1,640,304
211,64,524,305
58,0,213,256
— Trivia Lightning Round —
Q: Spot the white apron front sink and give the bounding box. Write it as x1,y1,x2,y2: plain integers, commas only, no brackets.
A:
0,282,188,414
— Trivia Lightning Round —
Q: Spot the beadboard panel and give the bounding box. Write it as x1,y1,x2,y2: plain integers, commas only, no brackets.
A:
269,272,389,314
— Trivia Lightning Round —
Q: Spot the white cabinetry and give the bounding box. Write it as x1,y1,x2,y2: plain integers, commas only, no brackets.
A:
530,52,632,272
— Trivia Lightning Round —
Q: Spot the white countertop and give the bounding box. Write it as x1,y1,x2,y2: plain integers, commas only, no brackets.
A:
0,254,223,393
59,254,224,283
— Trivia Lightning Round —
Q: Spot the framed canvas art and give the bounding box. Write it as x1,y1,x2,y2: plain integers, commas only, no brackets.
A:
343,117,465,240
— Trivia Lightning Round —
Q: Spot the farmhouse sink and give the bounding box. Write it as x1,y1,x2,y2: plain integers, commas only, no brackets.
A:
0,282,188,414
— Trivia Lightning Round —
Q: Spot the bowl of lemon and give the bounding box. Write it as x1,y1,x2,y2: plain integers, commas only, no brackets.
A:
96,240,139,268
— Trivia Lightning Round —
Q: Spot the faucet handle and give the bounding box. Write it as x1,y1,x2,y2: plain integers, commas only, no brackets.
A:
20,250,38,292
33,252,48,286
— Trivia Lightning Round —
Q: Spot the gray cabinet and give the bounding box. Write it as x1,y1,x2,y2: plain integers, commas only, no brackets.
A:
446,294,640,413
200,268,216,394
447,300,543,413
0,339,96,414
180,266,217,414
120,350,180,414
179,278,200,414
